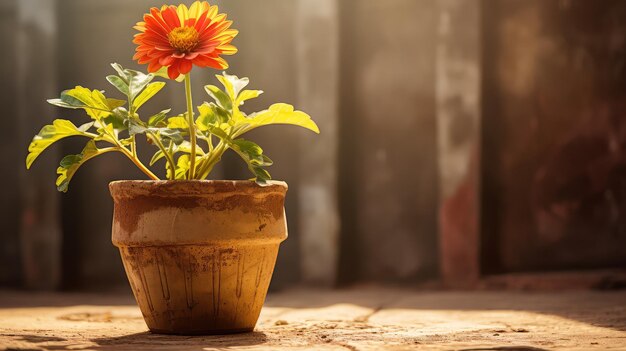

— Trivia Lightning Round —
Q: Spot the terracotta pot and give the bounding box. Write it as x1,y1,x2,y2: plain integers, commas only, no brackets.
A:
109,180,288,335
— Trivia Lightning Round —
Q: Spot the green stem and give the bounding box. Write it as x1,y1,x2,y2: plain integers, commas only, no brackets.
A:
208,134,214,152
184,74,196,179
149,133,176,180
118,145,159,180
94,113,158,180
197,142,228,179
128,104,137,158
130,135,137,158
102,131,158,180
195,126,238,179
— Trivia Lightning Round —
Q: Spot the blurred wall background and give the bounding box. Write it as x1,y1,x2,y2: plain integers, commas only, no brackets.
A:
0,0,625,291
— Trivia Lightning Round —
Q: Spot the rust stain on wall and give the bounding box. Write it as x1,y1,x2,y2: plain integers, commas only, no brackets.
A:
440,148,480,286
483,0,626,273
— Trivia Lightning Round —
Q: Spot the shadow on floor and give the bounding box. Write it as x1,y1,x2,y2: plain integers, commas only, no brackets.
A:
16,334,67,343
0,290,136,308
89,331,268,351
5,332,268,351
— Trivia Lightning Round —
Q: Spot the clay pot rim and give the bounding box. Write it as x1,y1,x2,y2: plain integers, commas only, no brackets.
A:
109,180,288,199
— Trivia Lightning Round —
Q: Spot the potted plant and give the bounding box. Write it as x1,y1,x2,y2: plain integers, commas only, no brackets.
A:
25,1,319,335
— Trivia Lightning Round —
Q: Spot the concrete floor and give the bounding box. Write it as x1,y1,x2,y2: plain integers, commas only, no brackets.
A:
0,287,625,350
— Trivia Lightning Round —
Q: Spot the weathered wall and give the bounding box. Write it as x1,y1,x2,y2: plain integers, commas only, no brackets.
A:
339,0,439,283
0,0,20,286
482,0,626,273
437,0,481,287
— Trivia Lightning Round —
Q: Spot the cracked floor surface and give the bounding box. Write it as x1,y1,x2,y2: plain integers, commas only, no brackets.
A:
0,287,625,350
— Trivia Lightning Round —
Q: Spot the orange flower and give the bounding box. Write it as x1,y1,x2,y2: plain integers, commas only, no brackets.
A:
133,1,238,79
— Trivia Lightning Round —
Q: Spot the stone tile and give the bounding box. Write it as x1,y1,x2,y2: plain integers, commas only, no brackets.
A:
0,289,625,350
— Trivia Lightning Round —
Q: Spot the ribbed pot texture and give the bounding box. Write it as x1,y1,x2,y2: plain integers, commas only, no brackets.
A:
109,180,288,335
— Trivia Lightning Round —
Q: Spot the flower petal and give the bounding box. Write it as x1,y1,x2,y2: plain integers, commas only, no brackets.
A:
168,60,181,79
193,55,228,70
185,52,200,60
206,5,218,19
159,55,176,66
162,6,181,29
194,11,209,32
150,7,172,31
144,15,169,38
179,59,193,75
148,60,163,73
176,3,189,23
217,44,237,55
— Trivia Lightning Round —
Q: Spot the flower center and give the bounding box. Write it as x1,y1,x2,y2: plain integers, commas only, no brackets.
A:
168,27,200,53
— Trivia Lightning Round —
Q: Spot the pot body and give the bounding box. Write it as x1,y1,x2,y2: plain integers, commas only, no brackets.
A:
110,180,288,335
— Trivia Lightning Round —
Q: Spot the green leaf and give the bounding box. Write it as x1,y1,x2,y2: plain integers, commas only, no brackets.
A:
102,107,129,131
111,63,129,82
148,109,171,127
214,104,231,124
260,154,274,166
56,140,114,193
197,102,231,126
173,154,190,180
48,86,125,120
236,90,263,106
133,82,166,110
158,128,185,145
88,123,115,145
237,103,320,137
204,124,231,141
106,75,129,96
232,139,273,166
167,116,189,129
126,113,184,146
128,119,148,136
26,119,92,169
232,139,263,159
128,71,155,101
178,141,205,156
196,103,218,131
109,63,161,105
196,103,232,141
78,122,95,133
217,72,249,100
228,138,273,183
253,167,271,185
107,98,127,110
204,85,232,111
